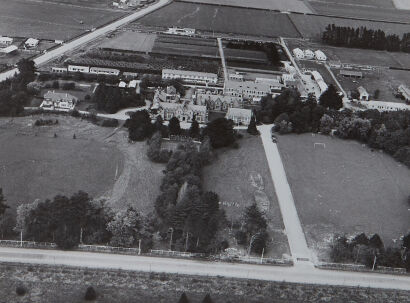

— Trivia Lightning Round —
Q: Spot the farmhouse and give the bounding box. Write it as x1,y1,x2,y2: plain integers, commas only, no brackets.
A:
357,86,369,101
225,108,252,126
398,84,410,101
196,92,242,111
340,70,363,79
304,49,315,60
162,69,218,84
0,36,13,46
314,50,327,61
68,65,90,73
25,38,39,48
41,91,78,111
224,80,272,100
89,67,120,76
293,48,304,59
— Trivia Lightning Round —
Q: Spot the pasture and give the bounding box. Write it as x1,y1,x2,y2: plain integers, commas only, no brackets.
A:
393,0,410,9
289,14,410,39
0,0,125,40
308,0,395,9
0,115,163,215
277,133,410,260
99,32,157,53
309,1,410,23
202,133,290,258
137,2,301,38
177,0,313,13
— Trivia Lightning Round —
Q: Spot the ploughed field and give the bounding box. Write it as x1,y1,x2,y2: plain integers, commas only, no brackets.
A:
0,0,125,40
277,133,410,260
137,2,301,38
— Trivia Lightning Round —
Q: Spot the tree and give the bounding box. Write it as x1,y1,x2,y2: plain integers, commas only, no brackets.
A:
369,234,384,250
243,204,267,236
319,114,334,135
0,188,9,217
247,115,258,135
319,84,343,110
203,118,236,148
127,110,154,141
169,117,181,136
178,292,190,303
106,207,152,250
84,286,97,301
189,117,200,139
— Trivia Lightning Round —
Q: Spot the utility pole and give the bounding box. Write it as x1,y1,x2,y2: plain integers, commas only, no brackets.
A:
372,255,377,271
260,247,264,264
80,228,83,244
138,239,141,255
185,232,190,252
20,231,23,247
168,227,173,251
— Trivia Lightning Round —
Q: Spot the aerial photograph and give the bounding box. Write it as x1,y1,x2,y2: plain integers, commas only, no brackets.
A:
0,0,409,302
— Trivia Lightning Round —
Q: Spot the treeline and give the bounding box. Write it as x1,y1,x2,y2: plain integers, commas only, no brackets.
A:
0,59,36,116
92,83,145,114
226,41,281,65
331,233,410,271
256,88,410,167
11,191,154,251
322,24,410,52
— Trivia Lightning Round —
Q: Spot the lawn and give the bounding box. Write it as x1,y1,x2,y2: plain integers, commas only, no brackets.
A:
0,0,125,40
202,133,290,258
289,14,410,39
277,133,410,260
137,2,301,38
0,115,163,216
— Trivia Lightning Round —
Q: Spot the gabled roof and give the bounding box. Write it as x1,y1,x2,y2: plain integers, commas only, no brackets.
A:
226,107,252,119
162,69,217,79
357,86,368,95
44,91,77,102
340,70,362,77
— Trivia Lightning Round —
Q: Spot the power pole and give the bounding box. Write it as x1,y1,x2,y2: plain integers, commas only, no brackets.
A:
260,247,264,264
185,232,189,252
372,255,377,271
138,239,141,255
169,227,173,251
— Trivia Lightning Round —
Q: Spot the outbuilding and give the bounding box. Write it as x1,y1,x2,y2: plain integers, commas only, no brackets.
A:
357,86,369,101
293,48,304,59
25,38,39,48
0,36,13,46
314,50,327,61
304,49,315,60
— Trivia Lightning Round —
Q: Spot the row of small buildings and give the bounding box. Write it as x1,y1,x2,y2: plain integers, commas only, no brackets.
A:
293,48,327,61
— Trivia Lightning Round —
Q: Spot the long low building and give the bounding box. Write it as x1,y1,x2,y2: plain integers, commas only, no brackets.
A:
162,69,218,84
359,100,410,112
89,66,120,76
223,80,272,100
225,107,252,126
398,84,410,101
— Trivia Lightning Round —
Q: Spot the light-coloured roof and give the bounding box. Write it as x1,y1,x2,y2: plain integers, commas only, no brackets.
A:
128,80,139,88
314,50,326,57
162,69,217,79
160,102,207,113
44,91,77,101
119,81,127,88
304,49,314,55
357,86,368,95
0,45,18,54
310,71,323,82
225,80,271,92
226,107,252,119
196,93,241,103
317,80,328,93
398,84,410,97
25,38,39,44
90,66,119,72
0,36,13,42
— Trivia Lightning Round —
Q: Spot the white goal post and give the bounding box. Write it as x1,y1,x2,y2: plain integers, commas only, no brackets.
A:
314,143,326,149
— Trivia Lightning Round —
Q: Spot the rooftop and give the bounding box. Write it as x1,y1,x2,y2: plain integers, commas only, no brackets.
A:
226,107,252,118
224,80,271,91
44,91,78,101
340,70,363,77
162,69,217,78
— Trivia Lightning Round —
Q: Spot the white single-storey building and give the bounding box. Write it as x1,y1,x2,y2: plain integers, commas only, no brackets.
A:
162,69,218,84
315,50,327,61
361,100,410,112
0,45,18,54
165,27,196,36
293,48,304,59
357,86,369,101
51,67,68,73
68,65,90,73
89,66,120,76
0,36,13,46
225,108,252,126
304,49,315,60
398,84,410,101
25,38,39,48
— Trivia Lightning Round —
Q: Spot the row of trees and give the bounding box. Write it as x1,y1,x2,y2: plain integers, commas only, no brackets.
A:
14,191,153,251
331,233,410,271
0,59,35,116
322,24,410,52
92,83,145,114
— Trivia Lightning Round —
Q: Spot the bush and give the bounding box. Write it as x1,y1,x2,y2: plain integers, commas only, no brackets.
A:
62,82,75,90
84,286,97,301
16,285,27,296
70,109,81,117
101,118,119,127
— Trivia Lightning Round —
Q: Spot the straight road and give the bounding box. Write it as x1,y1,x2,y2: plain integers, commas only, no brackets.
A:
0,0,171,82
0,247,410,291
258,125,314,265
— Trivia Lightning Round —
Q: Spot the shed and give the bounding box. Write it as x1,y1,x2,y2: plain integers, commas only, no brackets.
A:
357,86,369,101
340,70,363,78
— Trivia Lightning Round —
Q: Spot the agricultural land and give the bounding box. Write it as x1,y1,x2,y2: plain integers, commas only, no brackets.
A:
202,133,290,258
2,263,410,303
0,0,126,40
134,2,301,38
277,133,410,260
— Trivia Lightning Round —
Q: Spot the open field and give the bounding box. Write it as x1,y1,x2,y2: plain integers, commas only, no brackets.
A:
289,14,410,39
394,0,410,9
177,0,313,13
40,0,115,9
136,2,301,38
202,133,290,258
278,134,410,260
309,0,395,9
0,115,163,215
0,0,125,40
309,1,410,22
99,32,157,52
2,263,410,303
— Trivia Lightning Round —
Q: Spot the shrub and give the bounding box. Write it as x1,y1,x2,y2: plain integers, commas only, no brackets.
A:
84,286,97,301
16,285,27,296
70,109,81,117
62,82,75,90
101,118,119,127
